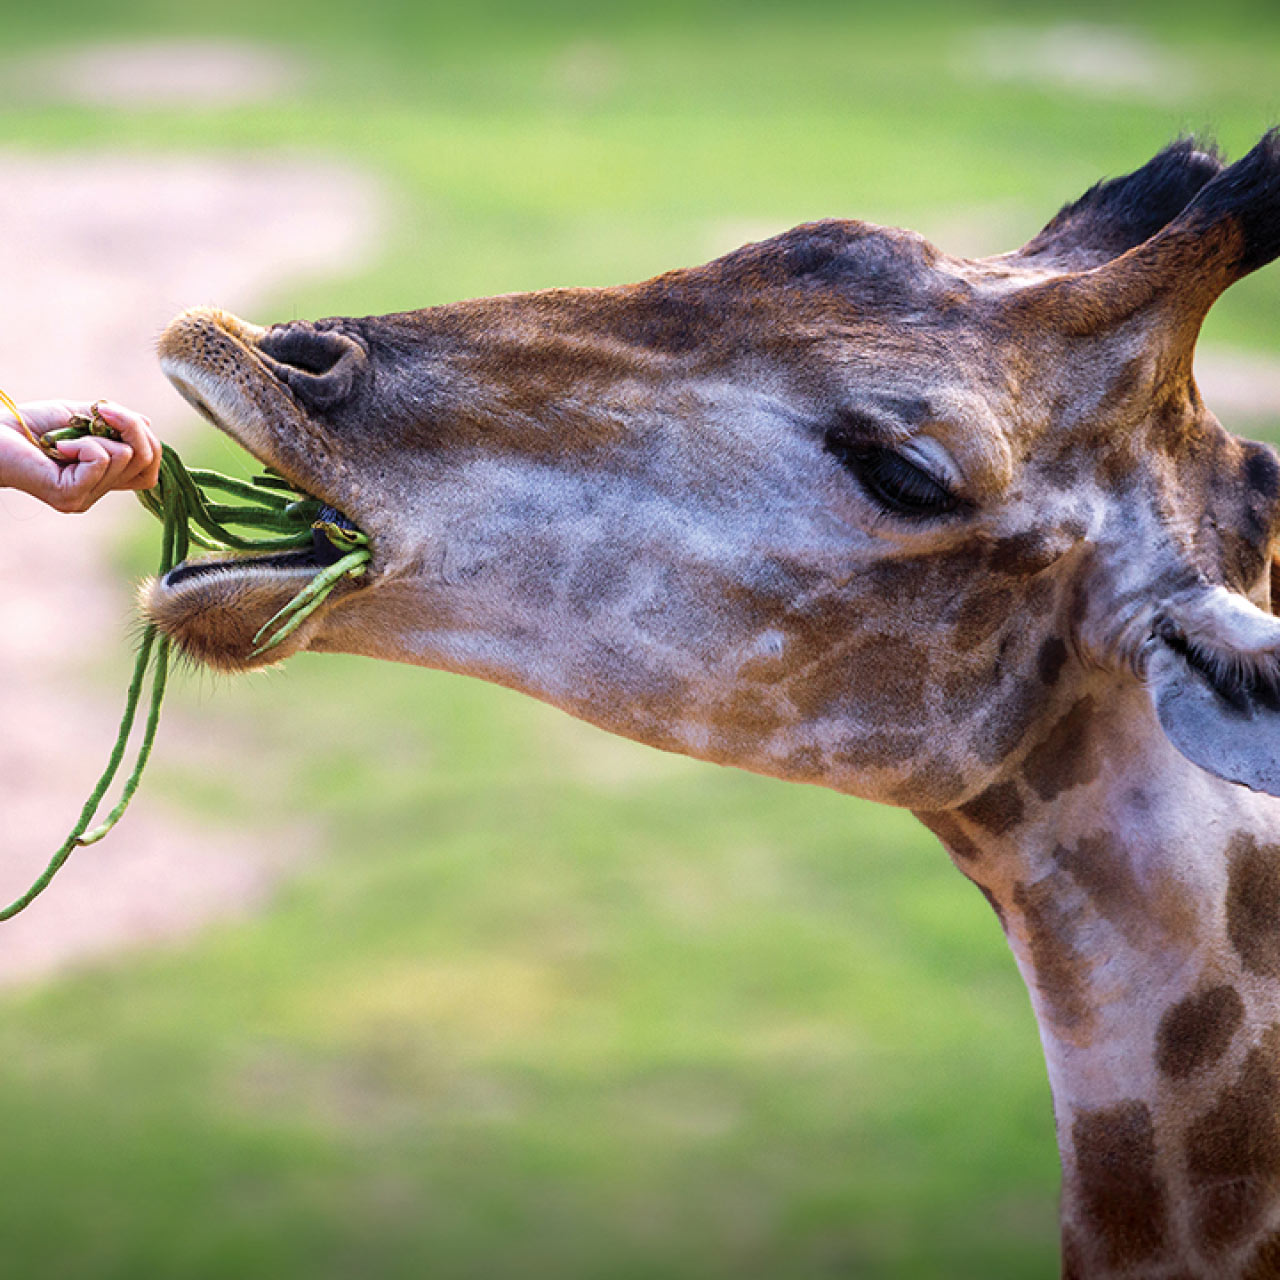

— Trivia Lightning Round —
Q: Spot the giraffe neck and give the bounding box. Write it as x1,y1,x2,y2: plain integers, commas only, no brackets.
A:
920,683,1280,1278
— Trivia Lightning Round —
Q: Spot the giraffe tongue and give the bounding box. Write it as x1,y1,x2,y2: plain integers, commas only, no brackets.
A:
311,505,359,566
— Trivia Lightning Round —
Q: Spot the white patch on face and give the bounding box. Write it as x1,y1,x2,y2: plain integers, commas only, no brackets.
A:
370,385,858,753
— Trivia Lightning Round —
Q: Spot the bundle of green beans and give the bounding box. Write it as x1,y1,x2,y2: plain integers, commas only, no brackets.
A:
0,407,370,921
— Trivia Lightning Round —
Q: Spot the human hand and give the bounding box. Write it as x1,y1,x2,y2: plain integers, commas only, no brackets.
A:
0,399,161,513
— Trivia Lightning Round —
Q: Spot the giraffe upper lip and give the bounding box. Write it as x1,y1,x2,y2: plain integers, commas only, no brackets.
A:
160,308,380,559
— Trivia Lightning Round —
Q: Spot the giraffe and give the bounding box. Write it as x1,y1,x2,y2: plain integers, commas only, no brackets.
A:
149,131,1280,1277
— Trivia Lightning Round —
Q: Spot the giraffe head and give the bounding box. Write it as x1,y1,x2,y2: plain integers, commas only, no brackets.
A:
150,132,1280,809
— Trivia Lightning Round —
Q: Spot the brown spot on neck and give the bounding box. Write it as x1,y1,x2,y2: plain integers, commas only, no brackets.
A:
1155,985,1245,1079
1021,696,1101,802
958,778,1025,837
1244,1227,1280,1279
1186,1046,1280,1253
1071,1101,1169,1270
1054,830,1197,951
917,810,982,864
1226,835,1280,979
1012,875,1094,1038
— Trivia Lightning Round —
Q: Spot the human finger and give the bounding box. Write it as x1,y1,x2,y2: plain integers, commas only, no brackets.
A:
92,428,151,489
11,400,94,437
93,401,159,484
46,436,112,512
55,435,144,509
83,436,137,492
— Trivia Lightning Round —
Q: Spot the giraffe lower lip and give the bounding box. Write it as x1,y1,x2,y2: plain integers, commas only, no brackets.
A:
163,546,324,588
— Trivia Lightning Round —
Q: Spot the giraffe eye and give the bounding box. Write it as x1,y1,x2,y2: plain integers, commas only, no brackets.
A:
826,439,959,518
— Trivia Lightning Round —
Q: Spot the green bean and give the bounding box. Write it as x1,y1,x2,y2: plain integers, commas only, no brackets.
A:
1,419,370,920
250,548,370,656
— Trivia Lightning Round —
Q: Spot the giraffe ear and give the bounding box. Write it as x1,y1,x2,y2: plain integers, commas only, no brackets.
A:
1017,138,1223,269
1147,590,1280,797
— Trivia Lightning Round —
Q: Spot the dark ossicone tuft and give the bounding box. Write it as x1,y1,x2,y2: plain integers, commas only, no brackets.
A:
1179,128,1280,277
1020,137,1224,266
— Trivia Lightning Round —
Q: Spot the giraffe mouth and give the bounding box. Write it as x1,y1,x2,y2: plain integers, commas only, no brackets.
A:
146,309,378,670
160,516,357,589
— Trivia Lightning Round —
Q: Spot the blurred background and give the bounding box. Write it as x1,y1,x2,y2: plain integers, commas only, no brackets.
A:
0,1,1278,1275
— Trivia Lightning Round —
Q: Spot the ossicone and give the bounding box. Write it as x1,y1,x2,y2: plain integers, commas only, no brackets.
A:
1010,129,1280,339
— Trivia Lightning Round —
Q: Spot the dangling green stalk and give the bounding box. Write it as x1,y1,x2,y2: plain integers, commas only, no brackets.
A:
250,547,369,656
0,408,371,921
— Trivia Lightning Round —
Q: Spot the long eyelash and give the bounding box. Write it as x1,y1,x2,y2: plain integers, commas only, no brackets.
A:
859,449,956,511
826,437,958,518
1158,622,1280,706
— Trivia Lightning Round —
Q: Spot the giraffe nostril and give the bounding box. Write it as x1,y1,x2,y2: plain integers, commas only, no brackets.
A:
257,322,366,411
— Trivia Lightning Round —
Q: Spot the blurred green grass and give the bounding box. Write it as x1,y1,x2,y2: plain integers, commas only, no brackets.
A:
5,2,1280,1276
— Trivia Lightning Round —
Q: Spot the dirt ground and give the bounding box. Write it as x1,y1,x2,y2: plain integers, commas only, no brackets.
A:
0,147,384,986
